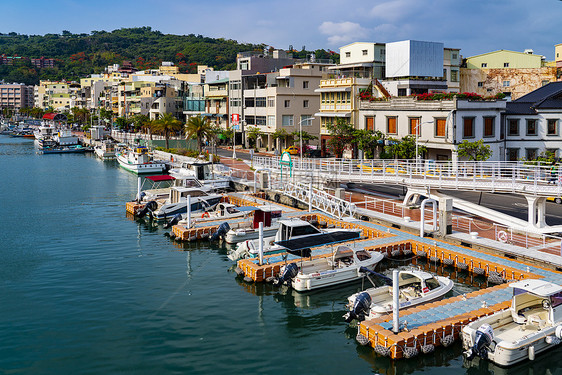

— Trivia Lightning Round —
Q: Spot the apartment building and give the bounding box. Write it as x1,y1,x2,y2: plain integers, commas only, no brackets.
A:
0,83,34,110
461,49,556,100
34,81,81,110
31,57,56,68
204,78,229,128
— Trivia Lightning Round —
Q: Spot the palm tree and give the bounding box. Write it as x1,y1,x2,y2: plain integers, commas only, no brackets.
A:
184,115,214,153
152,113,183,149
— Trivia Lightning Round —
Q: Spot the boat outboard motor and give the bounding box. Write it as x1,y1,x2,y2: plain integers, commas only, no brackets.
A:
344,292,372,322
210,222,230,241
137,201,157,218
164,214,182,229
273,263,299,287
136,191,146,203
464,323,494,361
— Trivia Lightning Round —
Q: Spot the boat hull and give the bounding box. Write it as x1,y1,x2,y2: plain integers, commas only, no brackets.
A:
154,197,222,221
117,154,165,174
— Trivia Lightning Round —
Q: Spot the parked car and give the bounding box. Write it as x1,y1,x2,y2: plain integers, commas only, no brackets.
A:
283,146,299,155
305,149,322,158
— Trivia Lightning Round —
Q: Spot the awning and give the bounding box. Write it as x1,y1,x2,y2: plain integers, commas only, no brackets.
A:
145,175,176,182
314,87,352,93
276,76,289,79
327,62,376,70
314,112,351,118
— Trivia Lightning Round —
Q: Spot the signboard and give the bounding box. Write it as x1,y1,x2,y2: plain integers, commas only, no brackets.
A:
280,151,293,180
231,113,240,125
233,125,239,130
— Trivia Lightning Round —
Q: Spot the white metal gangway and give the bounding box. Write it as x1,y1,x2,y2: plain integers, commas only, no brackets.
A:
253,156,562,197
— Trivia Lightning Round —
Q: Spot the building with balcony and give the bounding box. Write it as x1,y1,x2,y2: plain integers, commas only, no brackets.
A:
0,83,34,110
31,57,56,68
34,81,81,110
204,78,229,128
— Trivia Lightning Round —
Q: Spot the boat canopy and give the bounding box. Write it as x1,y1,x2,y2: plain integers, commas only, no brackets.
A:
509,279,562,297
274,231,361,253
146,175,176,182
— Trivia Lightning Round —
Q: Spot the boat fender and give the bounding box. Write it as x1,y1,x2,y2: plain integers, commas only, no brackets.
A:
429,256,440,263
355,333,369,346
440,334,455,347
403,346,418,358
473,267,485,275
443,258,454,266
417,250,427,258
265,276,276,283
528,345,535,361
374,345,390,357
390,250,401,258
421,344,435,354
546,336,561,345
243,276,253,283
555,325,562,340
457,262,468,270
234,267,244,276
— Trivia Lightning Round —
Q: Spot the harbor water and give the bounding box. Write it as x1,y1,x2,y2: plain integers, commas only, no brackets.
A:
2,135,562,375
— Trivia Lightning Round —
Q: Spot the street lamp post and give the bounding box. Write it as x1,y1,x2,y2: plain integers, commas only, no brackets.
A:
415,120,433,172
299,116,315,167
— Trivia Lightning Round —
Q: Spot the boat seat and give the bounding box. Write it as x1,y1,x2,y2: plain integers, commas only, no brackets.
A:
526,311,549,329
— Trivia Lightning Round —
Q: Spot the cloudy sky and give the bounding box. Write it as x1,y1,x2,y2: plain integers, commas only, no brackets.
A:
2,0,561,59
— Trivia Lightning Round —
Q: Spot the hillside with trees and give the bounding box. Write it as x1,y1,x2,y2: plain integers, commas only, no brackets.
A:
0,27,339,85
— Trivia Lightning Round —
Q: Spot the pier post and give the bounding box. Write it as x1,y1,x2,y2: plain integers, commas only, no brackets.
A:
393,270,400,333
137,176,142,201
186,195,191,229
258,222,264,266
309,182,312,212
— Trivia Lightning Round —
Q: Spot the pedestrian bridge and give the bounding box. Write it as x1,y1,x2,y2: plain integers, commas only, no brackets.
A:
254,156,562,232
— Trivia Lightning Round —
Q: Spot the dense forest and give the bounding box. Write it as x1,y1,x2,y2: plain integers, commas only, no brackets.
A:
0,27,339,85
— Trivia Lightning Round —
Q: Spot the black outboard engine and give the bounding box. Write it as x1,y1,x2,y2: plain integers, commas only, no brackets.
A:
164,214,182,229
210,222,230,241
464,323,494,361
343,292,372,322
136,192,146,203
137,201,157,218
273,263,299,287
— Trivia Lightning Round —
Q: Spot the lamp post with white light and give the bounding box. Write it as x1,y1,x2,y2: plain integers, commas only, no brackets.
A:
415,120,433,172
298,116,315,167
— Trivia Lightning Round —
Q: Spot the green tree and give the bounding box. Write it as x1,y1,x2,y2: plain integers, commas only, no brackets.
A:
131,114,150,132
291,130,318,145
271,129,289,151
152,113,183,149
246,126,264,150
353,129,385,159
384,135,426,159
184,115,214,152
326,118,355,158
457,139,492,161
114,116,132,131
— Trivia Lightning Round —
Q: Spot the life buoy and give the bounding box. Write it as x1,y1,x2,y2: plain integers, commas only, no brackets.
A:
497,230,508,243
201,212,210,218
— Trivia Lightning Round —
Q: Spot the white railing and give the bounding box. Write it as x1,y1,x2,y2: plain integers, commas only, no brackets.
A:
252,156,562,197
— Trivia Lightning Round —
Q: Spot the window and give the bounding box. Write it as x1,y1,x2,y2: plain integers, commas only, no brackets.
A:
450,70,459,82
503,81,510,87
481,63,487,68
409,118,420,135
267,97,275,107
504,62,509,68
300,115,313,126
303,100,309,108
366,117,374,131
303,81,309,89
435,118,446,137
267,115,275,126
255,97,266,107
256,116,266,126
548,119,558,135
282,115,294,127
463,117,475,138
483,117,494,137
362,49,368,56
477,82,483,87
508,119,519,136
245,97,255,107
245,115,255,125
443,69,447,79
452,53,458,59
387,117,397,134
526,148,538,160
284,100,290,108
527,119,537,135
230,81,241,90
345,52,351,58
507,148,519,161
398,88,407,96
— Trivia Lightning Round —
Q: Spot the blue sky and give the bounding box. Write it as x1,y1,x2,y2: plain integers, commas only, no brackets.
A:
2,0,561,60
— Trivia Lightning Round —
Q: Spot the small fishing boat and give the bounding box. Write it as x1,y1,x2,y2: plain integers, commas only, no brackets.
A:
117,146,166,174
94,141,116,160
343,269,454,322
38,145,89,154
228,218,362,261
274,245,385,292
168,159,230,190
463,279,562,367
223,206,283,244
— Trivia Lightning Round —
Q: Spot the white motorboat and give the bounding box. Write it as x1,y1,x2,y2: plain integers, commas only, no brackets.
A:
274,245,385,292
137,186,222,221
53,129,79,145
223,206,283,244
169,159,230,190
228,218,363,261
117,146,166,174
94,141,116,160
343,269,454,322
463,279,562,367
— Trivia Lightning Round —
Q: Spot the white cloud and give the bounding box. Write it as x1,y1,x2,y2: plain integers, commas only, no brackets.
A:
370,0,424,22
318,21,369,46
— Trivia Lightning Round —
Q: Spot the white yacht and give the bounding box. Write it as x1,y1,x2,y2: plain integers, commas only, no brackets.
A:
463,279,562,367
117,146,166,174
168,159,230,190
224,206,283,244
94,141,116,160
343,269,453,322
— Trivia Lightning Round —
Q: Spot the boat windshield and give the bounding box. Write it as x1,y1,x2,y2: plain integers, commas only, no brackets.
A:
291,224,321,237
425,277,440,290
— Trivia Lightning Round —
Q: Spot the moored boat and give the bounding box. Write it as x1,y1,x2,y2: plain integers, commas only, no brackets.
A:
117,146,166,174
463,279,562,367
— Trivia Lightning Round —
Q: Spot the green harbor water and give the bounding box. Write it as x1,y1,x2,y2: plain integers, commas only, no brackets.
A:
2,135,562,375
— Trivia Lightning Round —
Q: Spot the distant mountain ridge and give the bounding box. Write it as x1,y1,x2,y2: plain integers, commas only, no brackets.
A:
0,27,338,86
